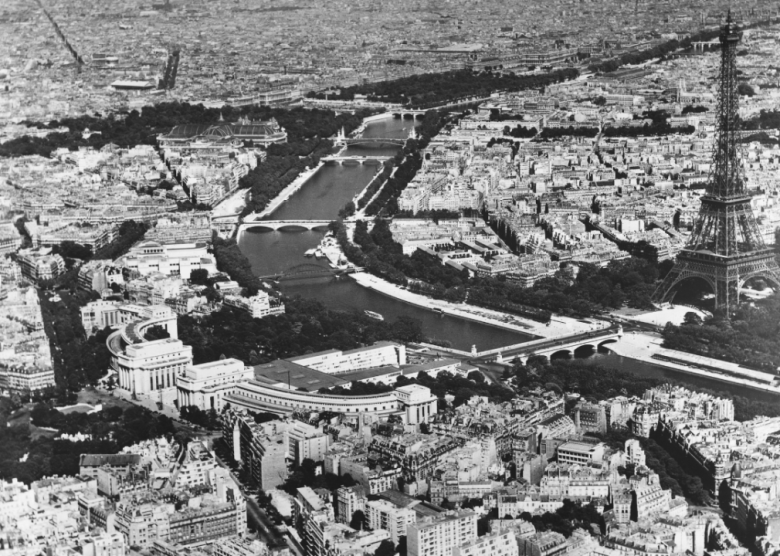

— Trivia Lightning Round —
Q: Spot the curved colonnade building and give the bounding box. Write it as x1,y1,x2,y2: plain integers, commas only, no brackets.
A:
106,307,436,425
225,380,437,425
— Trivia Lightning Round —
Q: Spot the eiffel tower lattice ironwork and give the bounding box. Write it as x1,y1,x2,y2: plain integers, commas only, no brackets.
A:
653,11,780,314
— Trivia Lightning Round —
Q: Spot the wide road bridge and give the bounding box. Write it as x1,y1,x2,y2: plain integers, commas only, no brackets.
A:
341,137,407,146
478,323,623,364
322,155,393,164
258,263,360,281
239,220,332,232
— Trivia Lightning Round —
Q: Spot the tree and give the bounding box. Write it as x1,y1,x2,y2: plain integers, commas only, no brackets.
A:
738,83,755,97
144,325,170,341
396,536,408,556
718,479,732,515
54,241,93,262
189,268,210,286
338,201,356,219
350,509,366,531
683,312,703,326
374,539,395,556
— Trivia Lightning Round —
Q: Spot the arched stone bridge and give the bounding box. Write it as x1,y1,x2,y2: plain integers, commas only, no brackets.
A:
341,137,407,146
479,325,623,364
322,155,394,164
239,220,332,232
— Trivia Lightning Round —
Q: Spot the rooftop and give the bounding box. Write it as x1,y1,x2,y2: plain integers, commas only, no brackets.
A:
253,359,349,391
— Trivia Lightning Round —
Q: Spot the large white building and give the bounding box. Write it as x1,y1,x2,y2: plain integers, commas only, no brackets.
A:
227,379,437,424
106,305,188,401
81,301,179,336
287,341,406,375
80,300,122,333
116,240,217,280
285,420,330,465
408,510,478,556
176,358,254,411
394,384,438,425
112,338,193,396
223,292,285,319
556,441,606,465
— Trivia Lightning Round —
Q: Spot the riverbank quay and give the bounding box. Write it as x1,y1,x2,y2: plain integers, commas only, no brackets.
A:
211,187,248,218
245,161,325,221
349,271,609,340
352,163,387,209
606,332,780,395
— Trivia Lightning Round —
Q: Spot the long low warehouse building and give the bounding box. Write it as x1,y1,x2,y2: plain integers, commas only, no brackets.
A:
224,381,437,425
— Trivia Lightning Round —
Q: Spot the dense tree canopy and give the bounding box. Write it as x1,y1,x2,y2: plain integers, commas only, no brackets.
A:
336,216,661,321
1,103,368,158
212,235,264,296
2,402,175,484
308,68,580,108
177,298,425,367
279,458,356,496
661,295,780,372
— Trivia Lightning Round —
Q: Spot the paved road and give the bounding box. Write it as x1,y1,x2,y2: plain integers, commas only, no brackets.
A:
246,496,288,549
213,450,296,553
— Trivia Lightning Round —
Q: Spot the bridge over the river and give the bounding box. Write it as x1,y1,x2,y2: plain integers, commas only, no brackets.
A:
322,155,393,165
239,220,332,232
477,324,623,364
341,137,407,146
258,263,358,281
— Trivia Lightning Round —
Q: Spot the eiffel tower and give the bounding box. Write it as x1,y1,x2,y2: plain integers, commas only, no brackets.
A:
653,10,780,315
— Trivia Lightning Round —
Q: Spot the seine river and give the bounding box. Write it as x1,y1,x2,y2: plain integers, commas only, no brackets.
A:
237,117,780,400
238,117,532,352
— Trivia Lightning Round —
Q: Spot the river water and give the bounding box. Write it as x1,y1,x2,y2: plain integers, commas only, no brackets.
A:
237,117,780,399
238,117,533,351
262,163,379,221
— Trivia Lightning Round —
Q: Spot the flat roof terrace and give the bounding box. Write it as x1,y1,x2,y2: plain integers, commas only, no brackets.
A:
253,359,349,391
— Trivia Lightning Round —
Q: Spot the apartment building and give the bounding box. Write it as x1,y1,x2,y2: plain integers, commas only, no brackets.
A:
336,485,366,524
0,365,56,392
366,499,416,543
222,409,288,490
0,479,36,527
295,487,335,556
408,510,478,556
17,247,65,282
285,420,331,465
573,401,608,434
632,473,672,520
213,537,269,556
453,531,518,556
81,532,126,556
78,260,124,293
223,292,285,319
556,441,606,465
79,454,141,479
